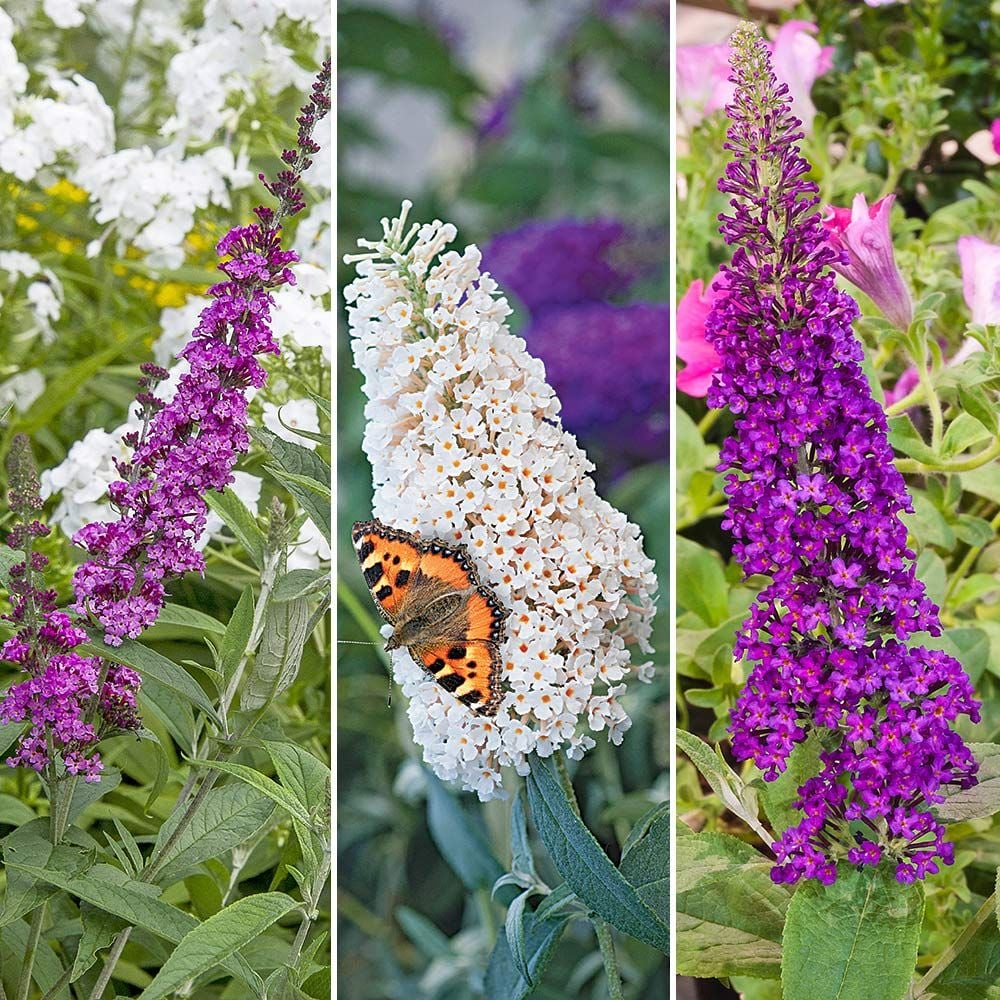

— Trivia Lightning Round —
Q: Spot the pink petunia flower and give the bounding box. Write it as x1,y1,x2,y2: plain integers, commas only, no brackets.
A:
822,193,913,331
676,44,734,128
957,235,1000,326
677,22,833,130
991,119,1000,156
676,274,724,397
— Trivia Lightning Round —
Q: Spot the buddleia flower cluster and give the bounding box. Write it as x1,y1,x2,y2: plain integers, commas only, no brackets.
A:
345,204,658,800
73,62,331,645
0,436,140,783
708,25,979,885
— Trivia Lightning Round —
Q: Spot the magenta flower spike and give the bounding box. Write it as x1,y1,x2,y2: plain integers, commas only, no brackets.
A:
822,193,914,331
708,24,979,886
957,234,1000,326
72,62,331,646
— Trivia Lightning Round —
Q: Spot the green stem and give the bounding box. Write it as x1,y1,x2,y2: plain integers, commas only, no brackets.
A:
16,906,45,1000
87,926,131,1000
594,917,626,1000
943,509,1000,610
911,891,995,998
696,408,722,437
38,967,72,1000
896,438,1000,475
913,351,943,450
884,385,927,416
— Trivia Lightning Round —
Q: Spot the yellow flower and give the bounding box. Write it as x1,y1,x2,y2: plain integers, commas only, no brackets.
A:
15,214,38,231
154,283,189,308
46,179,88,203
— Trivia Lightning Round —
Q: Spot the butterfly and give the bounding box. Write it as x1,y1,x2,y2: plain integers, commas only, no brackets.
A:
352,518,508,716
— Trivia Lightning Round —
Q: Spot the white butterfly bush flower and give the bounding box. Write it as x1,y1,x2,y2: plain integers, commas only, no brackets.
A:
344,203,658,800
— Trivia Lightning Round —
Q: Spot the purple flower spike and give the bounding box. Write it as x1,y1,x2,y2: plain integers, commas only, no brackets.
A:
709,24,979,887
822,194,914,331
71,62,331,646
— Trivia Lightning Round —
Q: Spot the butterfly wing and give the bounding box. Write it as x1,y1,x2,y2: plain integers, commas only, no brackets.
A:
352,519,423,624
412,639,503,716
353,519,508,715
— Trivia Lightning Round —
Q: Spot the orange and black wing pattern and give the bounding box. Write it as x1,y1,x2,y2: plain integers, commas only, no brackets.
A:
351,519,423,623
352,518,508,715
413,639,503,716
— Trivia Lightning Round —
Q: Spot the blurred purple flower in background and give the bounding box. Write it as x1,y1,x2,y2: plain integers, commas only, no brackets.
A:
483,217,645,312
481,218,667,471
522,302,669,468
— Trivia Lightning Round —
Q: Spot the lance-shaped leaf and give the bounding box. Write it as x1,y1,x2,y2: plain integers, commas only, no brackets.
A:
526,756,669,953
240,594,311,712
140,892,299,1000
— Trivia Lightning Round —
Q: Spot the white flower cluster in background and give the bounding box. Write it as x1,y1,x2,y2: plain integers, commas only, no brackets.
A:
0,250,63,342
0,0,330,268
344,203,658,801
77,146,253,269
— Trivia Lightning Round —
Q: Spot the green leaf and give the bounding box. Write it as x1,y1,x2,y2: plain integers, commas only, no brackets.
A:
73,903,128,981
676,730,769,843
395,906,452,960
484,905,570,1000
919,905,1000,999
204,487,267,568
240,595,311,712
2,860,259,987
888,415,939,464
0,793,36,827
272,568,329,603
263,741,330,822
0,545,20,586
82,632,220,726
619,802,669,917
139,892,299,1000
424,769,505,891
937,743,1000,822
150,782,275,885
219,585,256,682
253,427,331,542
137,729,170,815
156,603,226,635
958,384,999,436
676,828,789,981
140,676,196,755
67,769,121,824
526,756,669,953
191,757,310,825
782,866,924,1000
759,734,823,836
509,787,537,881
338,8,482,118
505,889,536,986
676,537,729,626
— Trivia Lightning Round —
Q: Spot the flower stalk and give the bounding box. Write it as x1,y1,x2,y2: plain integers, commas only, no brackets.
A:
708,23,979,886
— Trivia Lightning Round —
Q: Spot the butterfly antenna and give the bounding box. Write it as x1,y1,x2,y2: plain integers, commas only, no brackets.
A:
336,639,378,646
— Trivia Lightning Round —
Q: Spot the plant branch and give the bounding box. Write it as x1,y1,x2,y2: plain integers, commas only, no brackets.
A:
594,917,626,1000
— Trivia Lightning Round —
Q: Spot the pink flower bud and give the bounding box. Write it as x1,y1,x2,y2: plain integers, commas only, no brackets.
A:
822,193,913,331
